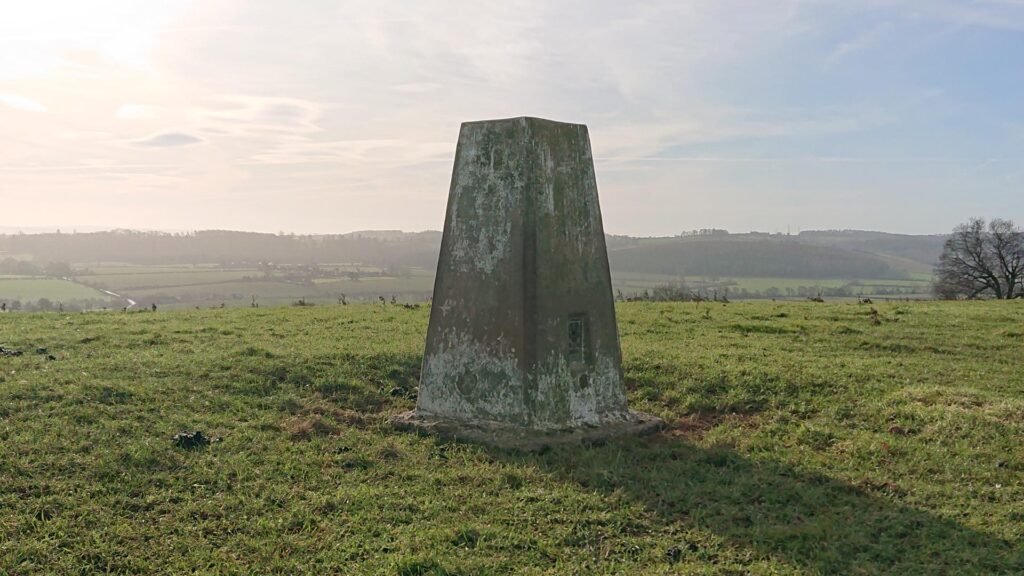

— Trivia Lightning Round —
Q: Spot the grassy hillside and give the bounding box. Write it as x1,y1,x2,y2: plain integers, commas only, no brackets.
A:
1,302,1022,574
797,230,946,269
607,235,899,279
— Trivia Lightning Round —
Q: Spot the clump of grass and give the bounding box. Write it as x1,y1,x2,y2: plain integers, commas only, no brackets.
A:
377,441,402,460
727,322,798,335
284,415,337,440
451,527,481,549
239,345,274,358
501,472,524,490
396,559,458,576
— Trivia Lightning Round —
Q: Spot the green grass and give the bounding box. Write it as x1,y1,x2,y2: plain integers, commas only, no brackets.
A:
78,264,256,275
64,264,435,308
611,273,933,299
125,277,436,309
1,301,1022,574
128,280,311,300
82,270,259,291
311,275,435,295
0,278,114,302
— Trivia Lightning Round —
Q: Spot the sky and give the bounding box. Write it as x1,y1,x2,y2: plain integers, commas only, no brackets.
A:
1,0,1022,236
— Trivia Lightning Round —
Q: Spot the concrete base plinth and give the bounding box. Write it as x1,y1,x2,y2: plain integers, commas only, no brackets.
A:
391,410,665,452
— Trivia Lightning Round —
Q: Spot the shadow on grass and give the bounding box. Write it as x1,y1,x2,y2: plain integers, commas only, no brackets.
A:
494,433,1023,574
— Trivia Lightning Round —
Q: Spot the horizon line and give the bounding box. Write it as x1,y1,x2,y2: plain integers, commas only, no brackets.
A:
0,226,953,238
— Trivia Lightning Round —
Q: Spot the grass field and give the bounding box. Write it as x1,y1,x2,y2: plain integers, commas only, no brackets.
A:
0,277,114,303
1,301,1022,574
123,276,436,309
83,270,260,291
67,264,436,308
0,263,907,308
611,272,932,299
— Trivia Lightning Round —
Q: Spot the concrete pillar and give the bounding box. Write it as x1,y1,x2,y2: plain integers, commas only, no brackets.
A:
393,117,661,449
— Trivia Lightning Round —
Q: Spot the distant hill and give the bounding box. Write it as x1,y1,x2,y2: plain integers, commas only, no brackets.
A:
341,230,432,241
797,230,946,272
0,228,944,280
0,230,444,270
606,234,904,279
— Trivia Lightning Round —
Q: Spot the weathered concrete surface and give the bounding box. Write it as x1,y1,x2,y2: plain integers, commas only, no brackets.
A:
394,117,662,448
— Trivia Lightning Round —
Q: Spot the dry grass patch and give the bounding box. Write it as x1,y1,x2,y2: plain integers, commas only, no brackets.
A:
663,412,759,441
284,415,338,440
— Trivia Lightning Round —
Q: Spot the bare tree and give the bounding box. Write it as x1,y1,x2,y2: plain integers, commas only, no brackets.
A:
990,219,1024,298
935,218,1024,299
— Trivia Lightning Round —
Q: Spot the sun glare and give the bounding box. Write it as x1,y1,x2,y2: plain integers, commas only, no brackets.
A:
0,0,187,79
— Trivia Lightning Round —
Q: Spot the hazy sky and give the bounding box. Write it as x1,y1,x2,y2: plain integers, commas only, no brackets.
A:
1,1,1022,236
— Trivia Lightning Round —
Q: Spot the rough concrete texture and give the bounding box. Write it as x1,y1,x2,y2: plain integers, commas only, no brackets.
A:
394,116,662,449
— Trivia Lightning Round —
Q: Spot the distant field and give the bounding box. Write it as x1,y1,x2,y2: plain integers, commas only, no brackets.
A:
613,272,847,293
312,275,435,296
611,272,933,299
61,264,434,308
81,270,259,291
0,278,113,303
0,263,936,308
78,263,384,275
124,275,435,309
128,280,313,305
0,301,1021,573
78,264,226,275
872,253,935,276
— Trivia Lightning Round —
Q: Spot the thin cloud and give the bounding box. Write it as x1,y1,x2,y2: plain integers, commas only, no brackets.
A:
0,94,47,112
132,132,204,147
592,106,890,167
824,22,894,67
0,163,181,172
598,155,986,164
189,95,323,135
926,0,1024,31
246,137,450,166
116,104,164,120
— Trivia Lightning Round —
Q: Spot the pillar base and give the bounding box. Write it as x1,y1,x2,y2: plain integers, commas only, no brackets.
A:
391,410,665,451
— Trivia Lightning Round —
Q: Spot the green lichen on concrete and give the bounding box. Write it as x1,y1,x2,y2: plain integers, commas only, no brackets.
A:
446,120,525,276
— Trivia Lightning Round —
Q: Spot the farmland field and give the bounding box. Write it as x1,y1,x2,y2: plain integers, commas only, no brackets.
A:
121,276,436,309
82,270,259,291
60,264,436,309
1,301,1021,574
611,272,932,299
0,260,939,310
0,277,114,303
